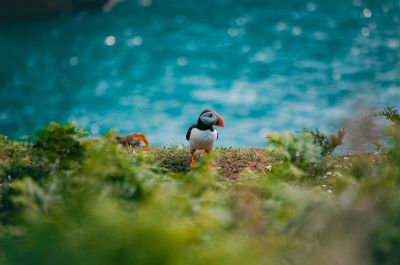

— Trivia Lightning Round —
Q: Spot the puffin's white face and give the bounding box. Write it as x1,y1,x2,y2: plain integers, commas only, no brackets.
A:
199,110,225,127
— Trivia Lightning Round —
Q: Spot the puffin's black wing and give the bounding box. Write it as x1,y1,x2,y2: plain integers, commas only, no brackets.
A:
186,125,196,141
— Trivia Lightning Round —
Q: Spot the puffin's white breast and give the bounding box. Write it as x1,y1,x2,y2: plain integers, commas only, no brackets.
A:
189,128,218,151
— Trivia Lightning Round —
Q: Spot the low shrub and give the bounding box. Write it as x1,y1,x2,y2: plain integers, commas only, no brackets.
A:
306,128,345,155
377,107,400,128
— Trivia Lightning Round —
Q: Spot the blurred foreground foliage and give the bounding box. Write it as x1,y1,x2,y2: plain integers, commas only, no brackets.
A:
0,117,400,265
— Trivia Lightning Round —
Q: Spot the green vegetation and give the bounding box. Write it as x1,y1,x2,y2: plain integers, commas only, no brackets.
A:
0,111,400,265
377,107,400,128
306,128,345,155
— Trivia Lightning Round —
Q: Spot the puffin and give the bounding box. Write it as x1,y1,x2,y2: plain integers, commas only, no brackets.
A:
186,109,225,168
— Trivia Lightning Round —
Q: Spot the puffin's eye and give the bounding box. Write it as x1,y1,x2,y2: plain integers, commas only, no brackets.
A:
207,113,212,117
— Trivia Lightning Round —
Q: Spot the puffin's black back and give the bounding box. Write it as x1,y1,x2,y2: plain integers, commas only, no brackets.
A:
186,125,195,141
186,109,218,141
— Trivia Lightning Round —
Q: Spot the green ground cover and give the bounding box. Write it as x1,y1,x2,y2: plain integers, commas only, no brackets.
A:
0,111,400,265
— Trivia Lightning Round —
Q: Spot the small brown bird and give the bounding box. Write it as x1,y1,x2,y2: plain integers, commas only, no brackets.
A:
116,133,149,148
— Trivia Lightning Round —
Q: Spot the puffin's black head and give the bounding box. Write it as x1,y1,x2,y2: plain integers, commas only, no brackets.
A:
198,109,224,127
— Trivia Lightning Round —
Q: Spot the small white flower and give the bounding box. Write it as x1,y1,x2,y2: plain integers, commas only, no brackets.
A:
327,189,333,194
326,171,332,176
344,157,350,160
266,165,272,171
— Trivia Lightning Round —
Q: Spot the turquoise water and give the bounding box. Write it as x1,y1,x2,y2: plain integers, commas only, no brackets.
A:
0,0,399,146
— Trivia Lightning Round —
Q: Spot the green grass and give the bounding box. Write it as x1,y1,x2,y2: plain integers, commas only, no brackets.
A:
0,122,399,265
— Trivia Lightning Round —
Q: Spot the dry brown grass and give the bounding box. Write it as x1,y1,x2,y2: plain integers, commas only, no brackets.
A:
143,146,386,180
148,147,270,179
215,148,270,179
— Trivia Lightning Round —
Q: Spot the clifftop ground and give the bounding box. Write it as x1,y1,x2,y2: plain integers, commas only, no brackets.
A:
152,147,270,178
0,138,385,181
0,124,397,265
150,146,384,179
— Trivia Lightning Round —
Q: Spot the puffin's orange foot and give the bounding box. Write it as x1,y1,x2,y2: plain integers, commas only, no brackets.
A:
190,153,197,168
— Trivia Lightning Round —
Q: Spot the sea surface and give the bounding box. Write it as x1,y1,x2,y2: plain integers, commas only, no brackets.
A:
0,0,399,146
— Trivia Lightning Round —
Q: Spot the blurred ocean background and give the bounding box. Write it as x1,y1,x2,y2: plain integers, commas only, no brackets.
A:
0,0,399,146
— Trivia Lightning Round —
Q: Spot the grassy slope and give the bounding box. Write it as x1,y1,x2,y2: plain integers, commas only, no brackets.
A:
1,113,399,265
148,146,384,180
0,142,384,180
0,132,395,265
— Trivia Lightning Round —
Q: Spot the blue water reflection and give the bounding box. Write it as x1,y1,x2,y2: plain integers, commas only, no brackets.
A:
0,0,399,146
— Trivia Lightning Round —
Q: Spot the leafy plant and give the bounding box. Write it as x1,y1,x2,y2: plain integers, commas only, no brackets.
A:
377,107,400,128
266,131,324,180
1,123,86,183
32,122,86,170
370,125,400,265
306,128,345,155
267,132,320,164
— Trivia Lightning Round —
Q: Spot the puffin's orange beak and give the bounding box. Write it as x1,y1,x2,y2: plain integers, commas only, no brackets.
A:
214,114,224,127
